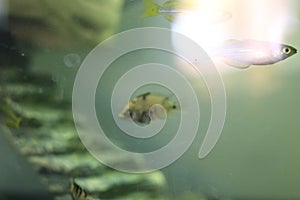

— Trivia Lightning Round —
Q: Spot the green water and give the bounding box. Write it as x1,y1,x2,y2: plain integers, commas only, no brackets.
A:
162,68,300,199
3,0,300,199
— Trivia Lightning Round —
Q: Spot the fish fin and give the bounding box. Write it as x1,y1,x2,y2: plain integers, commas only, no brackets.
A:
136,92,151,100
162,1,178,8
163,14,175,22
163,92,177,102
142,0,161,18
222,58,251,69
118,110,127,119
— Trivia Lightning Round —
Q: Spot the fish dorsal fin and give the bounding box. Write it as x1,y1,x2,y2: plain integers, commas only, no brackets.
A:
163,92,176,101
223,58,251,69
162,1,183,10
136,92,151,100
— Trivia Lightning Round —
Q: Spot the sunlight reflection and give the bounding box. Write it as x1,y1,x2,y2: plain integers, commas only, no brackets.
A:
172,0,298,73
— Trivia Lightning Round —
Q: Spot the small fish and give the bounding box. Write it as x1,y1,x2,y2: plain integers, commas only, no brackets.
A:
142,0,231,23
119,92,178,124
214,39,297,68
70,180,90,200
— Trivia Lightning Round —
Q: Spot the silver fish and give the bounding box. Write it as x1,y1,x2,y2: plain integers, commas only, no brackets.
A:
213,39,297,68
119,92,178,124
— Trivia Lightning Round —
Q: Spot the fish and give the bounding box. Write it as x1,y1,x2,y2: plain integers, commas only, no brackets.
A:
70,180,90,200
142,0,231,23
119,92,178,124
213,39,297,69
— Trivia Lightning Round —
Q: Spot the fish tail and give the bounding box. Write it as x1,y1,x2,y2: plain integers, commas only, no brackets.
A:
142,0,161,17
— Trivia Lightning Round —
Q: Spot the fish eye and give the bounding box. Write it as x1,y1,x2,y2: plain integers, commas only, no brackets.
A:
282,47,291,55
172,105,176,109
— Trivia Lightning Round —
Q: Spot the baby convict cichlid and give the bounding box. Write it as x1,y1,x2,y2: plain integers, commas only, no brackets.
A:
119,92,178,124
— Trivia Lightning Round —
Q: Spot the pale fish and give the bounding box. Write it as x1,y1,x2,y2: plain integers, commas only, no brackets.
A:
142,0,231,23
119,92,178,124
213,39,297,69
